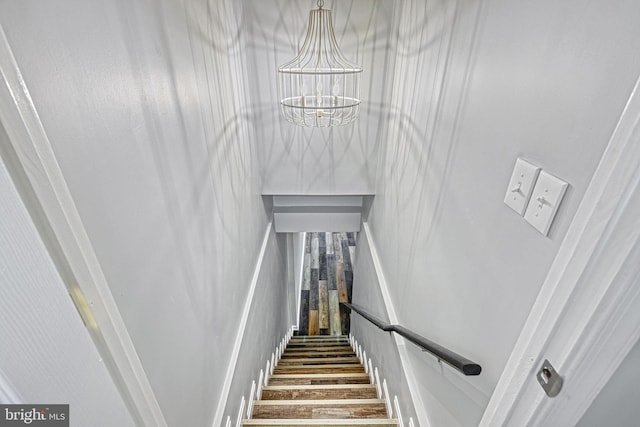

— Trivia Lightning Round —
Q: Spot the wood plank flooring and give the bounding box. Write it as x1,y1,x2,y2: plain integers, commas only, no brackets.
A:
299,232,356,336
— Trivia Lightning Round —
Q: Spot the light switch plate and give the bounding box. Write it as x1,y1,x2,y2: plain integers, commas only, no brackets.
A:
504,158,541,215
524,171,569,236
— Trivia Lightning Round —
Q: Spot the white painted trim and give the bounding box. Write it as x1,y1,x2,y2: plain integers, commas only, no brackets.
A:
224,327,292,424
234,397,245,427
351,333,410,425
264,360,271,386
394,396,405,427
382,379,392,418
362,222,432,427
0,25,166,427
213,223,273,427
295,232,307,331
246,381,256,419
256,370,264,401
480,75,640,426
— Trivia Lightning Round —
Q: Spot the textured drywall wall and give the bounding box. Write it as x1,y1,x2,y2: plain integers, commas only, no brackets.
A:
0,1,270,425
0,146,134,426
356,0,640,425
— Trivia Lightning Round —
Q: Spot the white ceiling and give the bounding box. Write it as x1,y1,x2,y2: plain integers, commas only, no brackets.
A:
272,195,364,231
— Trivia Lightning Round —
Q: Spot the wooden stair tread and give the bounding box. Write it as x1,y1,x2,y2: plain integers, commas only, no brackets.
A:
283,350,355,356
287,343,352,348
275,364,364,369
284,348,353,353
254,399,385,406
282,354,356,360
278,357,360,365
268,373,371,385
243,419,398,426
269,373,369,379
290,338,349,341
273,366,365,375
282,349,353,354
252,400,388,419
284,344,352,349
264,385,376,391
262,384,378,400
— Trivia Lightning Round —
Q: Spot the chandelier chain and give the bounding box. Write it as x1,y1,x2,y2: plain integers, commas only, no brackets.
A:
317,0,324,9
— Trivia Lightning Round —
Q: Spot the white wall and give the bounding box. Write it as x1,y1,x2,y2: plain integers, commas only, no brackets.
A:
0,140,134,426
354,0,640,425
5,0,640,425
577,338,640,427
350,231,420,425
0,1,276,425
222,228,291,423
245,0,393,195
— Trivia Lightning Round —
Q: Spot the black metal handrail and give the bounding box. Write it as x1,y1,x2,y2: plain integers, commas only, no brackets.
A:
341,302,481,376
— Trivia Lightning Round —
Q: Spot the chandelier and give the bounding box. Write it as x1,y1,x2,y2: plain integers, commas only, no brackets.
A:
278,0,362,127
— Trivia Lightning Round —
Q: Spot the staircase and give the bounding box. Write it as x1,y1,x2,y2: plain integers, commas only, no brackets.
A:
243,335,397,426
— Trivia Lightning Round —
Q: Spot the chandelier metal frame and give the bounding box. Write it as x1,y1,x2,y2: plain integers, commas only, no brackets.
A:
278,0,363,127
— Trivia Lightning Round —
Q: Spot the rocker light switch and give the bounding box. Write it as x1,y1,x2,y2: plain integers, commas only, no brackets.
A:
524,171,568,236
504,158,541,215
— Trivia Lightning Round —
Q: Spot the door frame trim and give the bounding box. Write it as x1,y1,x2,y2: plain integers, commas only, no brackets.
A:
0,24,167,427
480,75,640,426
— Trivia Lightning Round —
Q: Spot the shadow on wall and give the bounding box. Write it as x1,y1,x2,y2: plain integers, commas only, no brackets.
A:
242,0,447,195
113,0,263,328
